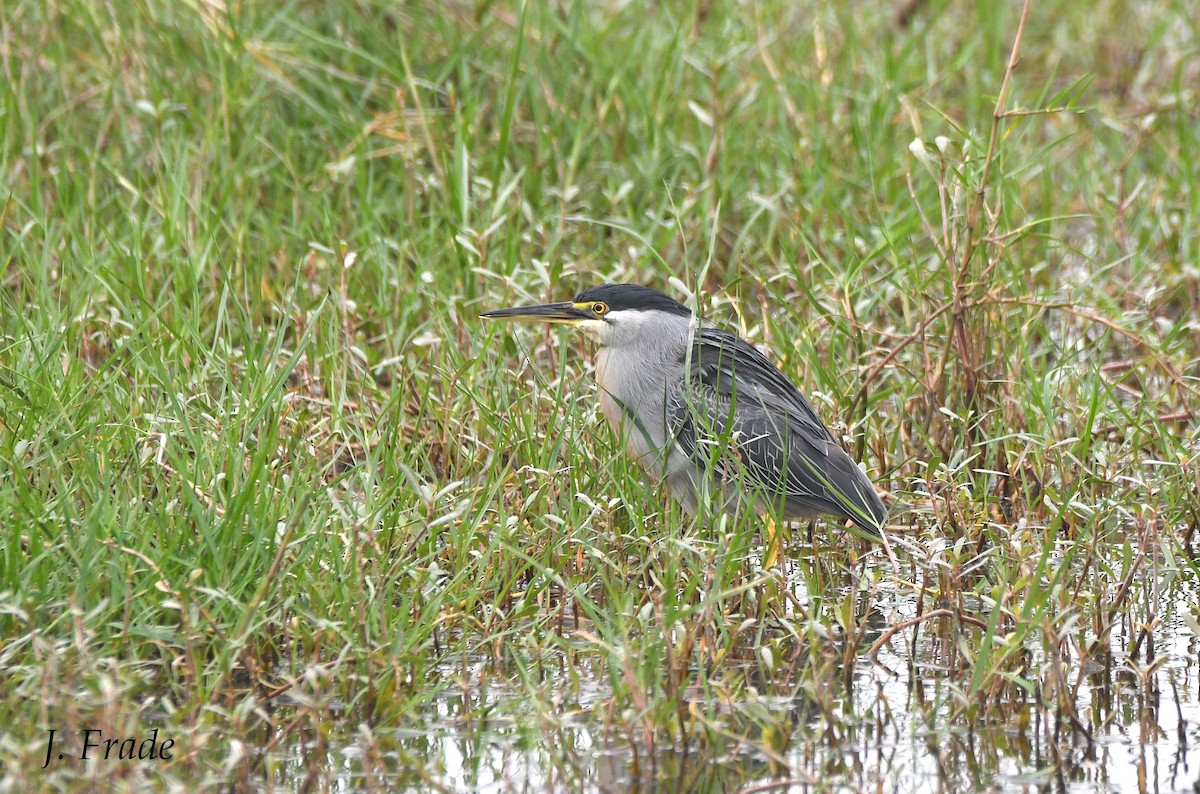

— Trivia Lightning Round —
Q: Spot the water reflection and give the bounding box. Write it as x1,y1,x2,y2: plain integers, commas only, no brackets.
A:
251,559,1200,793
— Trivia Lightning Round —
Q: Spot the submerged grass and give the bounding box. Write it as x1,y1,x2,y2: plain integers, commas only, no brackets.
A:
2,0,1199,791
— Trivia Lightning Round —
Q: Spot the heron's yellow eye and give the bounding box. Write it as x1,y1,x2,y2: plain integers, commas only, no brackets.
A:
592,302,608,315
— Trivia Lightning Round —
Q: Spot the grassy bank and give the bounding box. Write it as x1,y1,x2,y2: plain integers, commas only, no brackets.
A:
2,0,1198,790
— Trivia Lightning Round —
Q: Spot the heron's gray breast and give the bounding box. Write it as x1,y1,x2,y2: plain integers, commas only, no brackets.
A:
594,345,686,480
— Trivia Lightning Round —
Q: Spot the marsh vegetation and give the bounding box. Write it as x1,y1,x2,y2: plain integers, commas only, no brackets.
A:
2,0,1198,791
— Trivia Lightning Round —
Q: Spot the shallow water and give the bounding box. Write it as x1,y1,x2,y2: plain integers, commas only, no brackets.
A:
255,559,1200,793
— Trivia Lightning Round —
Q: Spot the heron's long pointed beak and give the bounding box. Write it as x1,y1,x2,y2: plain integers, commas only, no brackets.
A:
479,301,591,325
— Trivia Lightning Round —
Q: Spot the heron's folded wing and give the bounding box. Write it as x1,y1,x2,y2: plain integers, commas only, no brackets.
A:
667,329,886,534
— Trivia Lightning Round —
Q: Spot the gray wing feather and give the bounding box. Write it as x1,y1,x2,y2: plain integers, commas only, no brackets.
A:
668,328,887,535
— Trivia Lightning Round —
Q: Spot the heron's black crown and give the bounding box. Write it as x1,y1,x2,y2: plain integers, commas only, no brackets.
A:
573,284,691,317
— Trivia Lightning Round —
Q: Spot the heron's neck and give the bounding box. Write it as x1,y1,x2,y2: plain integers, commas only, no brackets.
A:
593,322,692,443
